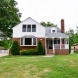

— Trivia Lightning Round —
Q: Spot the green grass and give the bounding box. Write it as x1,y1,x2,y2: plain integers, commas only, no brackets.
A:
0,54,78,78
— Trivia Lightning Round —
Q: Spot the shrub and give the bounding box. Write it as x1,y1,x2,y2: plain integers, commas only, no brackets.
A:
11,41,19,55
20,49,38,55
0,41,3,46
37,41,45,55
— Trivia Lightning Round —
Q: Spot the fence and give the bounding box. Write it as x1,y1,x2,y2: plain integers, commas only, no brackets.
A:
0,50,9,54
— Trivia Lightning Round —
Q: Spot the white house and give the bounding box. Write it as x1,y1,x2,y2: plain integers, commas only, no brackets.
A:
12,17,69,55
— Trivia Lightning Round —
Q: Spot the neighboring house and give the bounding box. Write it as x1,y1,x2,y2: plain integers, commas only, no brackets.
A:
0,31,4,41
12,17,69,55
71,43,78,52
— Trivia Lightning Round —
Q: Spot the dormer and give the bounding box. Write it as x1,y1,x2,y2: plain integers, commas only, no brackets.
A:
51,27,57,33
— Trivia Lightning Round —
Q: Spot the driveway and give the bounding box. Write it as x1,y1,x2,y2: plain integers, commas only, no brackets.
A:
0,54,8,57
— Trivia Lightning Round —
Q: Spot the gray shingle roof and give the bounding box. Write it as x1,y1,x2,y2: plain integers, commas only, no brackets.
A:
45,26,69,38
45,33,68,38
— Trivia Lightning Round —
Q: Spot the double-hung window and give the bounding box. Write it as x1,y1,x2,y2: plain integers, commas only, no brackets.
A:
32,25,36,32
22,24,36,32
27,25,31,32
22,25,26,32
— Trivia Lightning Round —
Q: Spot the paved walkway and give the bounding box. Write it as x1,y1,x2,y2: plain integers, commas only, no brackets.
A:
0,54,8,57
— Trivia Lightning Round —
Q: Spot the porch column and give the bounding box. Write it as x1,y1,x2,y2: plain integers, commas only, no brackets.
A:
45,38,47,55
65,38,67,44
67,38,69,49
52,38,55,54
60,38,62,49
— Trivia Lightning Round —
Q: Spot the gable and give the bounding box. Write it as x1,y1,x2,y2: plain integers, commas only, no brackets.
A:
13,17,45,29
13,17,45,38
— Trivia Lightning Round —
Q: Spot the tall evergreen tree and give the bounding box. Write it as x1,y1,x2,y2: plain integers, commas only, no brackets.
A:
0,0,21,38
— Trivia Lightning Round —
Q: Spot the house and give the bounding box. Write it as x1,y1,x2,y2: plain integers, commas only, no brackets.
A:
12,17,69,55
71,43,78,52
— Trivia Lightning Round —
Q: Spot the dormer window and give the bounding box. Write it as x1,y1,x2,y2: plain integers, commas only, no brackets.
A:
52,30,55,32
51,27,57,33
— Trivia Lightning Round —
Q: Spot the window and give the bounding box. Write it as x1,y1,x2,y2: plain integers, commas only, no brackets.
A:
21,38,37,46
32,25,36,32
25,38,32,45
33,38,36,45
22,24,36,32
22,25,26,32
52,30,55,32
21,38,23,45
27,25,31,32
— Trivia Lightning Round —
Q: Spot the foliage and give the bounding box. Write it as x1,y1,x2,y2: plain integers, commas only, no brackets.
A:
0,41,3,46
2,39,12,50
0,39,12,49
11,41,19,55
37,41,45,55
66,28,78,52
0,0,21,38
20,49,38,55
40,21,57,27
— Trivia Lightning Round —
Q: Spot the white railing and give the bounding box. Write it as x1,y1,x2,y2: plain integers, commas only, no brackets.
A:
54,44,69,49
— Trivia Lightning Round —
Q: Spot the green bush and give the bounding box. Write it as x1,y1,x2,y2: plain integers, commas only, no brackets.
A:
11,41,19,55
37,41,45,55
20,49,38,55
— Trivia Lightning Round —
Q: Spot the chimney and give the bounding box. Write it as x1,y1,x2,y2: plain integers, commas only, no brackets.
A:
61,19,65,33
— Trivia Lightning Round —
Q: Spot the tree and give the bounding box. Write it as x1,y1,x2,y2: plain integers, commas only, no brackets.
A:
0,0,21,38
76,26,78,34
37,41,45,55
66,29,75,53
11,41,19,55
66,28,74,45
40,21,57,27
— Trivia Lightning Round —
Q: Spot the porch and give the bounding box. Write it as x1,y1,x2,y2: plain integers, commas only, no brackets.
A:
45,38,69,55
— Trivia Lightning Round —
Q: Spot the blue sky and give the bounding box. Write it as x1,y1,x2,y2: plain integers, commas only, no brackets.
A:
16,0,78,32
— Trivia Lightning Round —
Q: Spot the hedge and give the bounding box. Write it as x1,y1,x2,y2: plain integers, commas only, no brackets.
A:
20,49,38,55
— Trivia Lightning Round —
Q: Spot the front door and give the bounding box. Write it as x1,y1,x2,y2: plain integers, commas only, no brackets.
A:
47,39,53,49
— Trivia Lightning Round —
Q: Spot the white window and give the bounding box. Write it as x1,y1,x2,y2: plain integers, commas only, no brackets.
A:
52,30,55,32
51,27,57,33
22,24,36,32
27,25,31,32
32,25,36,32
22,25,26,32
21,38,37,46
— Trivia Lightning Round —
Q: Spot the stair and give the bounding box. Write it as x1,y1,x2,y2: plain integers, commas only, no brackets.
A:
47,49,54,55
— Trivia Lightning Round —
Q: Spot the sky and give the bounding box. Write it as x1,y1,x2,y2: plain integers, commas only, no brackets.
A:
16,0,78,32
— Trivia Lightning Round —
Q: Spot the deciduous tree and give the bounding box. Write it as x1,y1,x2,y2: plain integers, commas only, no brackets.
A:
0,0,21,38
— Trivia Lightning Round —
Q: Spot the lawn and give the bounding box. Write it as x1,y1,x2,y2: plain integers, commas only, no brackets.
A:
0,54,78,78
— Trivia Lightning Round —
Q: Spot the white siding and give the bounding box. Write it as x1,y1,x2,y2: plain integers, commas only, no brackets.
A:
13,18,45,38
